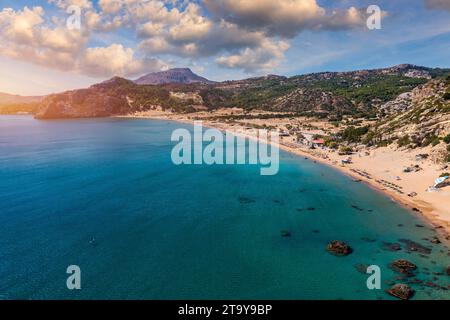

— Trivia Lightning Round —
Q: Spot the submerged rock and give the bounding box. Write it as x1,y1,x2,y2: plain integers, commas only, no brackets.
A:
382,242,402,252
281,230,291,238
354,263,369,274
326,241,353,256
446,266,450,276
238,196,256,204
390,259,418,277
351,205,364,211
399,239,432,254
386,284,415,300
430,237,441,244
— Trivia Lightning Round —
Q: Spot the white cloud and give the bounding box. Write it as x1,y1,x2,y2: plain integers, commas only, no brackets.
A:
80,44,167,77
47,0,93,9
217,40,290,72
0,6,88,71
0,5,166,78
0,1,375,77
98,0,124,15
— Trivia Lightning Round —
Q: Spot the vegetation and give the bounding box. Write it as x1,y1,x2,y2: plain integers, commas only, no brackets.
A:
339,126,370,143
339,146,354,155
397,136,411,147
443,134,450,144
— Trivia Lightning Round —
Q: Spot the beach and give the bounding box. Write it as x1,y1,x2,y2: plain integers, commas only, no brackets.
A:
121,109,450,242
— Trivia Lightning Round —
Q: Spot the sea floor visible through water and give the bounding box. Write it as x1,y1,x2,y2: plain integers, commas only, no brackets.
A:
0,116,449,300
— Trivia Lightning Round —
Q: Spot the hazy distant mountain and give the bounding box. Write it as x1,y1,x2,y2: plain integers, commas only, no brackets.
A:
0,92,42,104
0,92,43,114
134,68,215,85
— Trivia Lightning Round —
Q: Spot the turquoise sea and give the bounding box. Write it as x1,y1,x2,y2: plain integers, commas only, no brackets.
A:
0,115,448,300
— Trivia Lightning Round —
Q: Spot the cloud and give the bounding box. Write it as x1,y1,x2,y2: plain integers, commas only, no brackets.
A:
216,40,290,72
133,2,292,71
0,5,166,78
425,0,450,10
0,1,374,77
47,0,93,9
0,6,88,71
204,0,366,38
98,0,124,15
80,44,167,77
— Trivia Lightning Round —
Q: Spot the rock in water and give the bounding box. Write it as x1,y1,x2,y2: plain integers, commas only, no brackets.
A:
386,284,415,300
281,230,291,238
326,241,353,256
399,239,432,254
390,259,418,277
430,237,441,244
382,242,402,251
446,266,450,276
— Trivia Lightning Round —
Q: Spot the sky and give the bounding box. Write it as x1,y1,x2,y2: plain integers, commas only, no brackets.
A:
0,0,449,96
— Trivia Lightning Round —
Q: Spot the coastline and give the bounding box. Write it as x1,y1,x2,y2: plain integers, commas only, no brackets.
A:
117,112,450,243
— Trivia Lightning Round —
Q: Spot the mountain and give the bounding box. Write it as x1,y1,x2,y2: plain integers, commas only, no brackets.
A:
0,92,42,104
0,92,43,114
134,68,215,85
372,78,450,156
35,64,450,119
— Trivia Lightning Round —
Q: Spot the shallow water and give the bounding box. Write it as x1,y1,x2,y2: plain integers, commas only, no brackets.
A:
0,116,448,300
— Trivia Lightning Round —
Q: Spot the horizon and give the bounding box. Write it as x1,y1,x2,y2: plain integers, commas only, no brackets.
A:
1,0,450,95
2,62,449,97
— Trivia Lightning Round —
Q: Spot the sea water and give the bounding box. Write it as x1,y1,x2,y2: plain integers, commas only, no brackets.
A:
0,116,448,300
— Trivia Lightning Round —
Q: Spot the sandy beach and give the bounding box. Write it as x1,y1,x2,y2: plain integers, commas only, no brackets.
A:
120,110,450,242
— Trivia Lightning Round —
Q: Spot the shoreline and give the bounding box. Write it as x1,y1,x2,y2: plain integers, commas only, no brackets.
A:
118,113,450,243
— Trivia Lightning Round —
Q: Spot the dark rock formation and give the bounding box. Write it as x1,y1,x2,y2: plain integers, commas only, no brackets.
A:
382,242,402,251
390,259,418,277
386,284,415,300
238,197,256,204
326,241,353,256
399,239,432,254
281,230,291,238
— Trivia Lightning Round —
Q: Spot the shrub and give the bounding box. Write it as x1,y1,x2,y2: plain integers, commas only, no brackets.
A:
444,134,450,144
377,140,390,147
397,135,411,147
431,138,441,147
340,126,370,143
